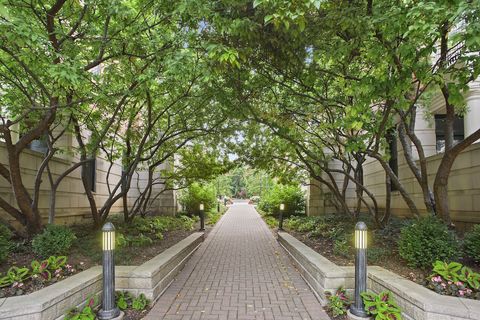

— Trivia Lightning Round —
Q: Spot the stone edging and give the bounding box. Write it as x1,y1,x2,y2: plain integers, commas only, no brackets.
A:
0,232,204,320
278,231,480,320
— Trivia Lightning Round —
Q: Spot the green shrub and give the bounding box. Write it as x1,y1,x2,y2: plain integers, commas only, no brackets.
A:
398,216,459,269
32,225,77,257
284,216,321,233
263,216,278,229
179,182,217,215
206,211,222,225
258,184,305,218
464,224,480,263
0,224,13,263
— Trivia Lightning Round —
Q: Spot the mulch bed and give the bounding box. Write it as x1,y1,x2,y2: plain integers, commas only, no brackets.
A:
287,229,480,287
324,308,347,320
287,229,428,283
124,306,152,320
0,225,199,298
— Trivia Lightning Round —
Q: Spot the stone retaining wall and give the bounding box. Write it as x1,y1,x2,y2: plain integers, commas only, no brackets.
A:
278,232,480,320
0,232,203,320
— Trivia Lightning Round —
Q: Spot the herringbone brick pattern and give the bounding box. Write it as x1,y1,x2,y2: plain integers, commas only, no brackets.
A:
145,201,328,320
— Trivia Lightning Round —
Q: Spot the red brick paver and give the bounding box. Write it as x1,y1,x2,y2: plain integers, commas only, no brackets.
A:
145,201,329,320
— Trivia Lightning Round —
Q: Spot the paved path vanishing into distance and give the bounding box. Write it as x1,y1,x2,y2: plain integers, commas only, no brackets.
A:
145,200,329,320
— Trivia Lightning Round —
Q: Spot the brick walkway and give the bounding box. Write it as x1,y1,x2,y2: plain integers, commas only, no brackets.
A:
145,201,329,320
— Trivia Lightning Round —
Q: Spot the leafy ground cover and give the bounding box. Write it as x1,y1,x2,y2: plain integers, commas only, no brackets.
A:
0,214,203,298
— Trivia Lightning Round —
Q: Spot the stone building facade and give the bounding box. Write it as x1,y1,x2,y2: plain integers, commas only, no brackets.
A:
0,132,177,228
307,81,480,229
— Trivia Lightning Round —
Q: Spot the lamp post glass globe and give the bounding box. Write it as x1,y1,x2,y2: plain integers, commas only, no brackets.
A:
99,222,120,320
350,221,369,318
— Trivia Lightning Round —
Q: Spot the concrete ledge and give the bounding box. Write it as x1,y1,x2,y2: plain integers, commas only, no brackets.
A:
278,231,351,304
118,232,204,301
278,231,480,320
0,232,204,320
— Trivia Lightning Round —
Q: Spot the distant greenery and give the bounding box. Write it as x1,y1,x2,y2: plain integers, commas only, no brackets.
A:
179,182,217,214
258,184,305,218
215,167,274,198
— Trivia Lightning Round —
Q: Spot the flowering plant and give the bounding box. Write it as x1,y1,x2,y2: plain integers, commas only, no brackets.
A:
361,291,402,320
427,261,480,299
326,287,350,317
0,256,82,297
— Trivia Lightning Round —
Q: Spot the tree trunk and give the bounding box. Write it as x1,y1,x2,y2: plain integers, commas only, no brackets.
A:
434,128,480,224
370,152,420,217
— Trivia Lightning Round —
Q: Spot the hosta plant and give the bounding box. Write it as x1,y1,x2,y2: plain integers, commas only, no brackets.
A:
0,266,30,287
427,261,480,299
431,261,463,282
326,287,350,317
31,259,51,280
116,291,150,311
65,296,97,320
361,291,402,320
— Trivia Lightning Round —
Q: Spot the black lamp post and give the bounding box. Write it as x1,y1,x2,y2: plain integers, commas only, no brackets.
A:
279,203,285,230
98,222,120,320
350,221,369,318
199,203,205,231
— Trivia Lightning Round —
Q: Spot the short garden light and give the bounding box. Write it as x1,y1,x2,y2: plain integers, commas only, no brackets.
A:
98,222,120,320
350,221,369,318
279,203,285,230
199,203,205,231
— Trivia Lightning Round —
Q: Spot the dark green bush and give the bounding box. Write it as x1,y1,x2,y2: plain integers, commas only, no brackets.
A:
179,182,217,215
258,184,305,218
464,224,480,263
32,224,77,257
398,216,459,268
0,224,13,263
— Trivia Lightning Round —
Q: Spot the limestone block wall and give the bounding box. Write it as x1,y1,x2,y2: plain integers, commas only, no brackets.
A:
0,142,177,227
308,82,480,227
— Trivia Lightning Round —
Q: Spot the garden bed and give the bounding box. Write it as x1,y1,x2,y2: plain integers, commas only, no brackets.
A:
0,214,200,298
278,231,480,320
0,232,204,320
287,228,427,283
261,213,480,303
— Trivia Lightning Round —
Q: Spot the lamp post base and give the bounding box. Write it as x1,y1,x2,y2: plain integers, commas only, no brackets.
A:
348,308,370,319
98,308,122,320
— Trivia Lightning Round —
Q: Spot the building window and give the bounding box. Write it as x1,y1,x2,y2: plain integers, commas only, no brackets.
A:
387,130,398,191
85,158,96,192
435,114,464,153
